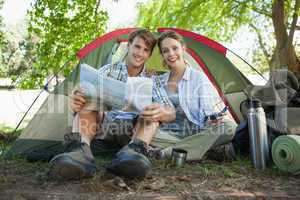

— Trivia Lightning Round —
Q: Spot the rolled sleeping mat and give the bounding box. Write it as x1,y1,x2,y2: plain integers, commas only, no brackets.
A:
272,135,300,175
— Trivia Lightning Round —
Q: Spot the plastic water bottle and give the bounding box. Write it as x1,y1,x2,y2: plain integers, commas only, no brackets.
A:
247,98,270,170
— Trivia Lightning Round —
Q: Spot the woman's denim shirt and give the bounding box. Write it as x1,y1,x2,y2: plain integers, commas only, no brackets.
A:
152,66,224,128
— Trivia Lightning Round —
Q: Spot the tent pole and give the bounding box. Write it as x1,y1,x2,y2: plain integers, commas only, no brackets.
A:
227,49,268,81
12,60,73,135
12,90,45,134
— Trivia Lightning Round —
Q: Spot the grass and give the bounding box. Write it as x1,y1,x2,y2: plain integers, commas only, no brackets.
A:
0,124,23,157
0,124,15,133
0,124,23,138
0,123,290,180
0,151,299,199
0,123,299,199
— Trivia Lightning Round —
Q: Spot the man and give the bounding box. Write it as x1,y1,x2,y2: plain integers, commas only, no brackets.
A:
49,29,176,180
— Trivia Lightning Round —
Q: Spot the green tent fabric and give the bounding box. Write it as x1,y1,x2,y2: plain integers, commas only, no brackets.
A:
272,135,300,175
5,27,253,158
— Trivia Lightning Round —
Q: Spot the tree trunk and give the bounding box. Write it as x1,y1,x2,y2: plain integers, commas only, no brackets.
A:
271,0,300,79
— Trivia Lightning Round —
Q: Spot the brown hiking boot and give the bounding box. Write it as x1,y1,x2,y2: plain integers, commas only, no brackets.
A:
49,140,96,180
106,138,152,180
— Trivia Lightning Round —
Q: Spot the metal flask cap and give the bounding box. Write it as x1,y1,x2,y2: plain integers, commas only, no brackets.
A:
171,148,187,168
247,98,262,109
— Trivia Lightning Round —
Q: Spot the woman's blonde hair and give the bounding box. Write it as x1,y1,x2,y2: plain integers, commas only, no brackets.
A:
157,30,184,53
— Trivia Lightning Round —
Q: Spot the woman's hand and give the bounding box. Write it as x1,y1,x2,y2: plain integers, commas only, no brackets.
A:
140,103,176,123
207,118,223,126
70,88,86,113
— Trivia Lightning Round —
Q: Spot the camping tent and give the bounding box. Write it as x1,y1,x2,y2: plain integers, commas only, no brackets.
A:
5,27,253,158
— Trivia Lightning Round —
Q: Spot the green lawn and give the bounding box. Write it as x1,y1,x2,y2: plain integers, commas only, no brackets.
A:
0,124,22,156
0,124,299,199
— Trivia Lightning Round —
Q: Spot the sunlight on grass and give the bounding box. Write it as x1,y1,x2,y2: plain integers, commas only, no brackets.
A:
0,123,23,137
195,163,237,178
0,124,23,157
0,124,14,133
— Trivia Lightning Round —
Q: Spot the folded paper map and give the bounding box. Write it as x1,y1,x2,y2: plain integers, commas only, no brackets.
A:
79,63,153,113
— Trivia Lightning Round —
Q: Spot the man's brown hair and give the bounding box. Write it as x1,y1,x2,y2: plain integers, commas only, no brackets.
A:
128,29,157,54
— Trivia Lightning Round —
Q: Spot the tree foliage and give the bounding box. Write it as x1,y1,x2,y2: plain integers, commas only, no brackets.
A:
18,0,108,88
137,0,260,41
0,0,5,76
0,1,32,80
0,28,37,80
137,0,300,77
0,0,3,39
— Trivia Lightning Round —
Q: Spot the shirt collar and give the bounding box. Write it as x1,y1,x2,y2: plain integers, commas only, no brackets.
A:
118,61,128,79
179,61,192,81
163,62,192,83
182,64,191,81
120,61,127,71
139,64,147,77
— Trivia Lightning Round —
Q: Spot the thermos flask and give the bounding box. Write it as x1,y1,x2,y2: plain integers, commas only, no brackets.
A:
247,98,269,170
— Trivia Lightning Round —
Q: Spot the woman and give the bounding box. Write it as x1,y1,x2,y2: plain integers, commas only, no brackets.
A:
145,30,237,161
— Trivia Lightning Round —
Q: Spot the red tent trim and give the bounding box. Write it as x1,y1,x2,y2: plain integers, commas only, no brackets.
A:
76,27,238,122
186,47,239,123
76,28,136,59
77,28,227,59
158,28,227,55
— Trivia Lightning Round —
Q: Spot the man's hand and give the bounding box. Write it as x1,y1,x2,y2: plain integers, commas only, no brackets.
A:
70,88,86,113
140,103,176,123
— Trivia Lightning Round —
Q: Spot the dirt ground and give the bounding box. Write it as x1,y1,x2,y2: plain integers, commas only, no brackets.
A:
0,154,299,200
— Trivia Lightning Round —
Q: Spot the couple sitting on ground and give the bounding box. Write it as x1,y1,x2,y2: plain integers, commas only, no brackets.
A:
49,29,237,180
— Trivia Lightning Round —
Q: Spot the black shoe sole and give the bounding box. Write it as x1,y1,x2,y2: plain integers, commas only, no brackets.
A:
107,158,151,180
49,155,95,181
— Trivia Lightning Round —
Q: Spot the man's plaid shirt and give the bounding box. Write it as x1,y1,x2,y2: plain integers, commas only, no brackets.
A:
97,61,172,121
99,61,172,107
98,61,146,82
